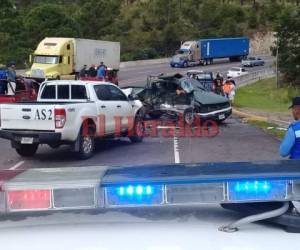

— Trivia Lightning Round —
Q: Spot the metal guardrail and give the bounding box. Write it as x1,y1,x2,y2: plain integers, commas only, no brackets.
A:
235,67,276,87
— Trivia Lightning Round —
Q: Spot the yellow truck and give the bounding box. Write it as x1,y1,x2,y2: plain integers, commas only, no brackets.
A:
26,37,120,81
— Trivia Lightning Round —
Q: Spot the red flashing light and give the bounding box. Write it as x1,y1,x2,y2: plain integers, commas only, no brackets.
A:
7,189,51,210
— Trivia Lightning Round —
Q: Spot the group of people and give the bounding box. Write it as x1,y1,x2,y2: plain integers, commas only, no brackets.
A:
213,73,236,104
79,62,107,79
0,62,17,95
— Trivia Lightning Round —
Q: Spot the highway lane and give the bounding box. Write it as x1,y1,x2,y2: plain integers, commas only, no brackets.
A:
0,57,281,170
118,56,274,86
0,116,282,170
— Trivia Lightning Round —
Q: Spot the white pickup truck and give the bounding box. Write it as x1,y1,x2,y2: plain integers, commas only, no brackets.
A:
0,80,144,159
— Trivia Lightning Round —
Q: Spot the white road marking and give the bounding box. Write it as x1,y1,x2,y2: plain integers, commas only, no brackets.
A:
9,161,25,170
173,135,180,164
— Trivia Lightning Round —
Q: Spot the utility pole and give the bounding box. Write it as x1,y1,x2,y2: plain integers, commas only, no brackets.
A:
276,44,279,88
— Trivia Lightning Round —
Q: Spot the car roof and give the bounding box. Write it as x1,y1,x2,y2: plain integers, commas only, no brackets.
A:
41,80,117,87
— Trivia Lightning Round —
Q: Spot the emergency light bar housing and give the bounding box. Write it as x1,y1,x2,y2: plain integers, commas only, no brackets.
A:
0,161,299,213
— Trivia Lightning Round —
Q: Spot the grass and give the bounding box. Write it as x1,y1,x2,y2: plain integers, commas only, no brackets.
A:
235,78,300,113
246,120,286,139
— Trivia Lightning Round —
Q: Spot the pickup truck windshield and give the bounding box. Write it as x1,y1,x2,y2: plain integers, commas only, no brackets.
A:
34,55,59,64
196,73,213,80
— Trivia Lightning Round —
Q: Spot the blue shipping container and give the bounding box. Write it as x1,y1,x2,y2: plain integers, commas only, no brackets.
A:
199,37,249,60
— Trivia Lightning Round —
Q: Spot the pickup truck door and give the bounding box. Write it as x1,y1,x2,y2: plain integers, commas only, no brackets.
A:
94,85,133,135
107,85,134,133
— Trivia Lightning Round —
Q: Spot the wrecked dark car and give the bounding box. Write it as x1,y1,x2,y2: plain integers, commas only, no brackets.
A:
122,73,232,124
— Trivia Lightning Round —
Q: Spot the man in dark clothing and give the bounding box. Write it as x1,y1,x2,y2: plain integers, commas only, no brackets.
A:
79,65,88,78
280,97,300,159
7,62,16,83
0,65,8,94
88,64,97,77
213,73,224,95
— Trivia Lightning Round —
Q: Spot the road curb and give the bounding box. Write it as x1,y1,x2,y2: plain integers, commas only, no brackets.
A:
232,108,290,127
233,108,268,122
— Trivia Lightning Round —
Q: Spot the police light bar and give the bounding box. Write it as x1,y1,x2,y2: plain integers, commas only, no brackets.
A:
0,161,299,213
0,166,107,212
101,161,300,207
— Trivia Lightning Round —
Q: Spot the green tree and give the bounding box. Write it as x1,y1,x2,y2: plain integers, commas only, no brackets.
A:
24,4,81,49
276,7,300,86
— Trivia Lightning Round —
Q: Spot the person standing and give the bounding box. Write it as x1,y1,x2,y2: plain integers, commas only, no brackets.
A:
223,80,232,98
97,62,106,78
7,62,16,82
279,97,300,160
213,72,224,95
0,64,8,94
88,64,97,77
79,65,88,78
7,62,17,94
228,79,236,105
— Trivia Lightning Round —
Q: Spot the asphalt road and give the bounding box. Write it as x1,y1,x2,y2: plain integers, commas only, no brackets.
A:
0,56,281,170
118,56,274,86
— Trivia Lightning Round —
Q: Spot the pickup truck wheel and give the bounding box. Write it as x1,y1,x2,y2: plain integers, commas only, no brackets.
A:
78,128,95,160
129,116,145,143
15,144,38,157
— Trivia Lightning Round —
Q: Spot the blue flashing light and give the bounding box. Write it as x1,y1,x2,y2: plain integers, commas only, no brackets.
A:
146,185,152,195
228,180,287,201
136,185,143,195
234,180,271,193
127,186,134,195
118,187,125,196
106,184,163,206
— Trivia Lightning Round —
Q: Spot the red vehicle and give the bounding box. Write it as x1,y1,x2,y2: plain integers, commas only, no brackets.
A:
79,69,119,85
0,78,39,103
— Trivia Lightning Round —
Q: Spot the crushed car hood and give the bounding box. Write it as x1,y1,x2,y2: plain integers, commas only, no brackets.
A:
194,90,229,105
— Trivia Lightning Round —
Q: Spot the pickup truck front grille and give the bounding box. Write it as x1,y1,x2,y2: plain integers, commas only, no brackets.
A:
198,102,230,113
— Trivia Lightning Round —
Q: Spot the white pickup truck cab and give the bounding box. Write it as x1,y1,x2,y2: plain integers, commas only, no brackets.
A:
0,80,144,159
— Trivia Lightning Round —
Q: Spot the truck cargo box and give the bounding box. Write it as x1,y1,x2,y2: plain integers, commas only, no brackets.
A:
74,39,120,72
199,37,249,60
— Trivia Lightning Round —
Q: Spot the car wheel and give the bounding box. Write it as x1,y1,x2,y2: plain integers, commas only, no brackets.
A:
15,144,39,157
78,127,95,160
183,62,188,68
183,108,195,126
129,115,145,143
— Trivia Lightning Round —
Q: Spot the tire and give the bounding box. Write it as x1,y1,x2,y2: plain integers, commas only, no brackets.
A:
129,115,145,143
78,127,95,160
183,62,188,68
183,108,195,126
15,144,39,157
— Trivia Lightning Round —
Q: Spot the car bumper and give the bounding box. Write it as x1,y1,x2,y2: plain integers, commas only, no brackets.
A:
197,107,232,121
0,130,62,144
170,63,184,68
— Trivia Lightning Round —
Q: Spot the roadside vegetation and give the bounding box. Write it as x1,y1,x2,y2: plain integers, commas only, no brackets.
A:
0,0,299,65
235,78,300,112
